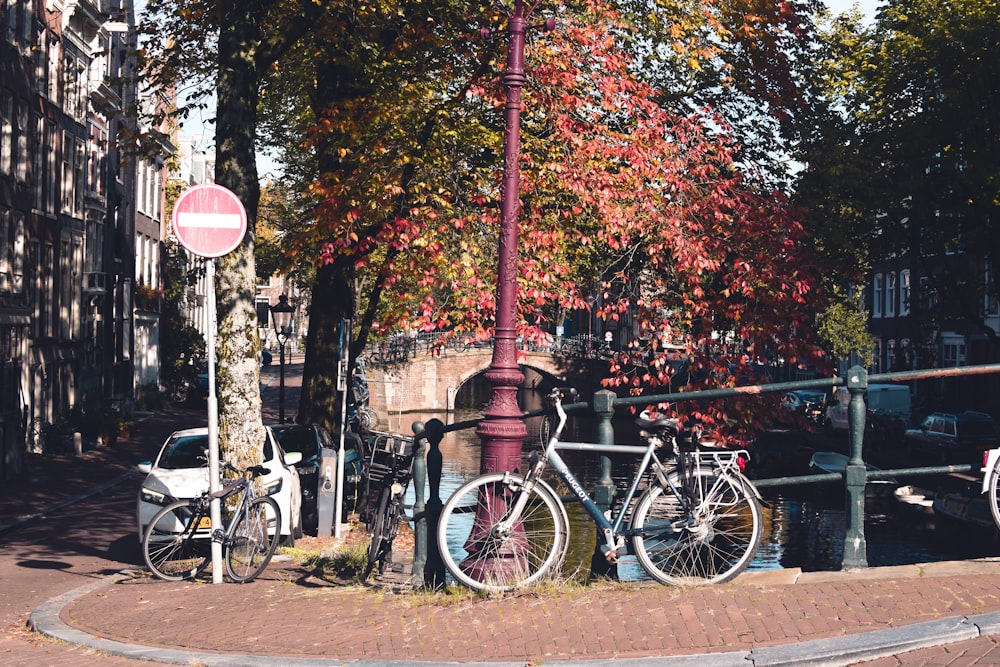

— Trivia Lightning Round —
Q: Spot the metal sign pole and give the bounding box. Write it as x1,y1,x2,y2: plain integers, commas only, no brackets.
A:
170,183,248,585
334,319,351,538
205,259,223,583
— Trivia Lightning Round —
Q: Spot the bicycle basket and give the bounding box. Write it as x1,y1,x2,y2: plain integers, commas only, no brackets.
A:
365,433,415,488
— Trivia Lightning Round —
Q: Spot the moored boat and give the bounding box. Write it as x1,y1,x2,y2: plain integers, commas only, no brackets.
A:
808,450,897,499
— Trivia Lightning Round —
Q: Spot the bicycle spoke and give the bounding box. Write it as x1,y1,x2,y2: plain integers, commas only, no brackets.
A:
142,501,211,581
437,474,567,592
226,497,280,583
633,471,762,585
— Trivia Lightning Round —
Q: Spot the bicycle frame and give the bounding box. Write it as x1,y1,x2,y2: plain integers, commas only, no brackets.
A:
504,394,752,559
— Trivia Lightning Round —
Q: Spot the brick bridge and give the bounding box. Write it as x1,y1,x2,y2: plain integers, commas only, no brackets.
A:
367,347,611,415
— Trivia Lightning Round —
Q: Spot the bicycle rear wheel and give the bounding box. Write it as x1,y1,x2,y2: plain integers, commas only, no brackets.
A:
631,468,762,585
142,500,212,581
364,487,394,579
225,496,281,583
437,472,568,592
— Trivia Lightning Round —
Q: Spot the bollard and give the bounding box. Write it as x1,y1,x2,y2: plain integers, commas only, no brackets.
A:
591,390,617,579
422,419,446,588
410,421,427,585
842,366,869,570
74,432,83,456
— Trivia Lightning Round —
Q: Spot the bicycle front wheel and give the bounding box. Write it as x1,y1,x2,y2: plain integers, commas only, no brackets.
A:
437,473,568,592
631,468,762,585
987,453,1000,529
142,500,212,581
225,496,281,583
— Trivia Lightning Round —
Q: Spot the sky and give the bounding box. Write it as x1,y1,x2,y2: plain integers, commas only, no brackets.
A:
825,0,883,22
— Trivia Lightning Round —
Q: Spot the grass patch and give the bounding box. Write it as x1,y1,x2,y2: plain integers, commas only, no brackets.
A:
302,543,369,582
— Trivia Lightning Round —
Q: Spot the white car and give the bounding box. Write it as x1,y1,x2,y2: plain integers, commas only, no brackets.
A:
136,427,303,544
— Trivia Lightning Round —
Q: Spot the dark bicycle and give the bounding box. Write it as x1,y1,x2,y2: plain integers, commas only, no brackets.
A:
142,462,282,583
362,432,415,579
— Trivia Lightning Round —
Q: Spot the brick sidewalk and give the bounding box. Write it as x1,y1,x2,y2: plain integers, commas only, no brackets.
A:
55,559,1000,663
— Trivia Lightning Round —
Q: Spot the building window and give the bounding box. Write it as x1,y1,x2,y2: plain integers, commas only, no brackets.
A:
12,211,23,293
886,339,896,370
899,270,911,316
985,261,999,315
0,207,8,292
873,273,884,318
942,340,966,367
0,94,11,174
920,276,936,311
899,338,913,369
886,272,897,318
15,103,27,182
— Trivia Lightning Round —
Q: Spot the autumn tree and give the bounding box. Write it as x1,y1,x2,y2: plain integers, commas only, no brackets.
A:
138,0,328,467
268,1,829,441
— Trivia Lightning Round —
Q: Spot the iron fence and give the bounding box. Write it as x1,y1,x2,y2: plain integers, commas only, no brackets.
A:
404,363,1000,586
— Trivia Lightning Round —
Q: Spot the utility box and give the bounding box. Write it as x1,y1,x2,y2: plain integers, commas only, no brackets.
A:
316,447,338,538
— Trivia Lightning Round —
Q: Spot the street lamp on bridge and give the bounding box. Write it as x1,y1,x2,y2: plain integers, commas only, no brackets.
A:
270,293,295,423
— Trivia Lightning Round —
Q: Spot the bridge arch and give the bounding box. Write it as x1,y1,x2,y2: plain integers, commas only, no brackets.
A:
369,349,608,415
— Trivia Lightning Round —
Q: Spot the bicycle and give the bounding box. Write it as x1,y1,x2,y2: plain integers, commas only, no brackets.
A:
436,387,764,592
362,432,415,579
982,448,1000,528
141,462,281,583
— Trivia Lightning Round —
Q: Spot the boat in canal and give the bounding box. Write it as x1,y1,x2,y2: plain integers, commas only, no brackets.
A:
808,450,897,499
893,484,935,516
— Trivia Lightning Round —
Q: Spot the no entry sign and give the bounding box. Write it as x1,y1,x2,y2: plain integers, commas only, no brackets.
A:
172,184,248,258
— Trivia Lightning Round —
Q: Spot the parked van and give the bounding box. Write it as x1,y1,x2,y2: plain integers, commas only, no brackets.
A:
824,384,912,432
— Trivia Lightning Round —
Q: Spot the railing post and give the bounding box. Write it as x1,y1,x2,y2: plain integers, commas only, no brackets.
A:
422,418,446,588
591,389,617,579
410,421,428,585
842,366,869,570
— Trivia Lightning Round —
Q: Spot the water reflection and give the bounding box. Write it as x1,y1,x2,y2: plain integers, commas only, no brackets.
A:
397,401,1000,577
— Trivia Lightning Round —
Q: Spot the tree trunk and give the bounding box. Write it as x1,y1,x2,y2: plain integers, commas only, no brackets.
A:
298,260,355,433
215,0,265,469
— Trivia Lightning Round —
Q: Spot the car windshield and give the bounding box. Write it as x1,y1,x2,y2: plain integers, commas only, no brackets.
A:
271,426,318,459
158,434,209,469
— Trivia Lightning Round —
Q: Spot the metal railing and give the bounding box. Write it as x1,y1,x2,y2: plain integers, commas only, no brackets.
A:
405,363,1000,586
363,333,620,368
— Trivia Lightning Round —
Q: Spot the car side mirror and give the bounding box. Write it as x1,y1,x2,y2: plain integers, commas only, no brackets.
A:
137,461,152,474
283,451,303,466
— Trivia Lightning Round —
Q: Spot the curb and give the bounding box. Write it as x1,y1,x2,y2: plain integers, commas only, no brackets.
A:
27,572,1000,667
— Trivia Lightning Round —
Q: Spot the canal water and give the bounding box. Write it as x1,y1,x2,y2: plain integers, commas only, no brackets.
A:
381,392,1000,578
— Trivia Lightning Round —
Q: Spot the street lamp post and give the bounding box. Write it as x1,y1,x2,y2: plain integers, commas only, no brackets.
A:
465,1,554,583
270,294,295,423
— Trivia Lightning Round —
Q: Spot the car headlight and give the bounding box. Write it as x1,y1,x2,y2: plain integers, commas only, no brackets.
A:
263,478,283,496
140,487,168,506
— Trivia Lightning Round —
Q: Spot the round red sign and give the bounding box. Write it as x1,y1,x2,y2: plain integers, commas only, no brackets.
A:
171,184,248,258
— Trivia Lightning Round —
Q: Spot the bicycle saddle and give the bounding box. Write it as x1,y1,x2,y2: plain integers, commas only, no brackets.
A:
635,412,680,437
